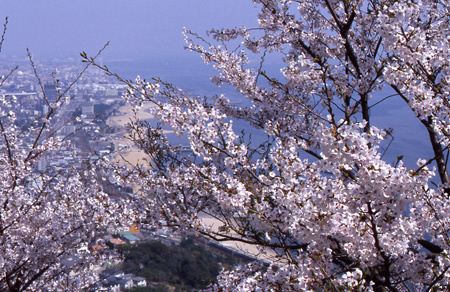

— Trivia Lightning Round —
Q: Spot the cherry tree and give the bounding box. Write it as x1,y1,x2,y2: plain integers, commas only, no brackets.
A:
89,0,450,291
0,37,130,291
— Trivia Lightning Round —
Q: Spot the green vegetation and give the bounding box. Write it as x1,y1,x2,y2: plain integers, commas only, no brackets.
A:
119,238,239,291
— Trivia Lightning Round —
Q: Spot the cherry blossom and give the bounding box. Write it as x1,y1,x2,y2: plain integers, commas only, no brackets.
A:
89,0,450,290
0,50,132,291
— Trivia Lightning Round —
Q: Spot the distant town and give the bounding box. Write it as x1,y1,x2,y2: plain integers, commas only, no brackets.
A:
0,58,158,291
0,59,126,169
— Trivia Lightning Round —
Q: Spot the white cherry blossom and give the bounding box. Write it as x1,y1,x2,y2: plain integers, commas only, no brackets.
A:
87,0,450,290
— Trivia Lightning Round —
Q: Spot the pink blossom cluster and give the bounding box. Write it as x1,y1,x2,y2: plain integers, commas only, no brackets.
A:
98,0,450,291
0,74,132,290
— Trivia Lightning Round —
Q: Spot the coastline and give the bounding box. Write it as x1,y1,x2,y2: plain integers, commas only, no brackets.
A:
106,102,156,166
106,101,276,262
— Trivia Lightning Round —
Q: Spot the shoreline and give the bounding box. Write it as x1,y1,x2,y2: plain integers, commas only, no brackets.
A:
106,102,156,166
105,101,275,262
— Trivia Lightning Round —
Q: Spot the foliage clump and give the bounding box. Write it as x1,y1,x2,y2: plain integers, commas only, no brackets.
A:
120,239,238,291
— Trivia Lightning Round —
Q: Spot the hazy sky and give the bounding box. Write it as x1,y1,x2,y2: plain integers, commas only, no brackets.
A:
0,1,258,61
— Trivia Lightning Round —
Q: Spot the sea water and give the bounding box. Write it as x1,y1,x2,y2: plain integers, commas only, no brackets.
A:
107,58,434,171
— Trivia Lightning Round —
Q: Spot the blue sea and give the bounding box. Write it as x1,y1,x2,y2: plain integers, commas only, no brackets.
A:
108,58,433,171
